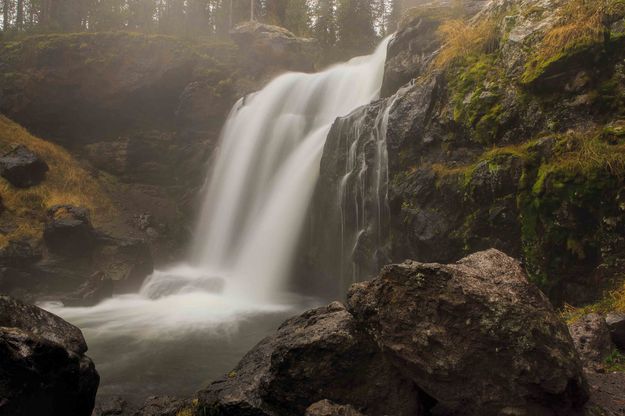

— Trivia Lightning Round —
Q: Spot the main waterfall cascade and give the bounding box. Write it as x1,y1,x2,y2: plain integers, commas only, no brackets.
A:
44,38,392,342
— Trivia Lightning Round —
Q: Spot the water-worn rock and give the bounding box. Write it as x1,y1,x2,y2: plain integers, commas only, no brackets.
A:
0,144,49,188
44,205,97,257
0,295,87,354
0,296,98,416
134,396,190,416
197,302,424,416
95,237,154,293
569,314,615,364
61,271,113,307
605,312,625,350
305,400,364,416
347,249,588,415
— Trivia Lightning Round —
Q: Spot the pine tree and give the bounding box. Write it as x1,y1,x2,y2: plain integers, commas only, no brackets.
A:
313,0,336,49
336,0,376,55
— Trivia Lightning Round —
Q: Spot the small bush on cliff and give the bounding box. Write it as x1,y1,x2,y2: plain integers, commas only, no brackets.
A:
0,116,112,246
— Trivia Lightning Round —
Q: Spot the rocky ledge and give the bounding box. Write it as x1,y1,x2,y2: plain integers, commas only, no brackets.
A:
198,250,589,416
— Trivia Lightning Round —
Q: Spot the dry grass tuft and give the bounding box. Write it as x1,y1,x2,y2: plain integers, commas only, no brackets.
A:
561,279,625,323
433,18,499,70
538,0,609,60
0,116,113,246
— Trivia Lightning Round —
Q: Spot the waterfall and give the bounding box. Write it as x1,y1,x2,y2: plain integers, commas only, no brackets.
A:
140,37,391,302
44,37,391,324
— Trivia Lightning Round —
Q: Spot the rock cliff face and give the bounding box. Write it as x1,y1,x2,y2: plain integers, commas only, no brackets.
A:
312,0,625,305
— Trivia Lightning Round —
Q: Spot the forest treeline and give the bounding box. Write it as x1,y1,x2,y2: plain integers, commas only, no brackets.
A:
0,0,414,55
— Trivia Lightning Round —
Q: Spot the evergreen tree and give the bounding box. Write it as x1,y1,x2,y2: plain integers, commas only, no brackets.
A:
336,0,376,55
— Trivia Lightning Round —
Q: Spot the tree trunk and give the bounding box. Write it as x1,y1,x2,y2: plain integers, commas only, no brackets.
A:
250,0,254,21
2,0,9,31
15,0,22,29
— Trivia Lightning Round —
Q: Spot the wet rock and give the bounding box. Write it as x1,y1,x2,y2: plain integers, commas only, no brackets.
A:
230,21,319,73
569,314,614,365
605,312,625,350
0,145,49,188
197,302,424,416
0,296,98,416
381,10,442,97
305,400,364,416
44,205,97,257
95,238,154,294
0,295,87,354
92,396,127,416
347,249,588,415
61,271,113,307
134,396,190,416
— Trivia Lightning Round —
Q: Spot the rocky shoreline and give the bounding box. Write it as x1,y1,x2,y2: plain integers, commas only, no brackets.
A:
3,250,625,415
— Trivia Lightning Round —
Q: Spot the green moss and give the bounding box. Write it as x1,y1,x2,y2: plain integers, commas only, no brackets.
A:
605,349,625,372
446,54,508,145
521,40,604,86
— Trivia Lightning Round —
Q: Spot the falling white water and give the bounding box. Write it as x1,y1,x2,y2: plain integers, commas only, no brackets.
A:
43,38,391,347
185,37,391,301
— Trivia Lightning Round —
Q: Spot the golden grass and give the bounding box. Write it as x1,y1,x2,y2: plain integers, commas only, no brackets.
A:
0,116,113,246
432,17,499,70
561,279,625,323
538,0,608,60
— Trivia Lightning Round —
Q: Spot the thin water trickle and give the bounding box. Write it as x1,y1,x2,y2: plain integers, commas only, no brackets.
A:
41,37,391,401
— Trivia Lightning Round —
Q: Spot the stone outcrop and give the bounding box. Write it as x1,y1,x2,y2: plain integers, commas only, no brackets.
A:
0,296,99,416
347,249,588,415
0,144,49,188
305,400,365,416
230,21,319,74
568,314,615,366
197,302,424,416
606,312,625,350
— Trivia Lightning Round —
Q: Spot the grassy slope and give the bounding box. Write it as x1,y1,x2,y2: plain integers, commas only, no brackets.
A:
0,115,112,246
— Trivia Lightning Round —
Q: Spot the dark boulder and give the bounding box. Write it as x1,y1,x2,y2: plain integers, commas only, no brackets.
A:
605,312,625,350
347,249,588,415
0,145,49,188
0,295,87,354
43,205,97,257
568,314,615,365
197,302,424,416
305,400,364,416
0,296,98,416
134,396,191,416
92,396,128,416
61,271,113,307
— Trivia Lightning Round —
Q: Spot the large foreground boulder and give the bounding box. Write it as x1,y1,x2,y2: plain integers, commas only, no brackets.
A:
0,145,49,188
0,296,99,416
197,302,424,416
347,249,588,415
